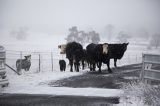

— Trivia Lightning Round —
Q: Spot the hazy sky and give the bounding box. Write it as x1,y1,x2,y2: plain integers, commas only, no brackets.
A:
0,0,160,35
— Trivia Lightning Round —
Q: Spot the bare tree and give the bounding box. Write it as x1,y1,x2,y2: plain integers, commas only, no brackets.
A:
104,24,115,40
149,33,160,49
10,27,29,40
78,31,88,46
65,26,78,42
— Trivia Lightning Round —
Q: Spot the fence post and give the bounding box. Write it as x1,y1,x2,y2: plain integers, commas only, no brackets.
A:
51,52,53,71
39,54,41,72
136,55,137,63
20,51,22,72
140,54,145,81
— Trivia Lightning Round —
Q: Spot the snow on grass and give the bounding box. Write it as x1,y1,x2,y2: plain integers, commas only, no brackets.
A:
2,86,123,98
119,81,160,106
123,76,139,80
1,70,123,98
3,71,83,88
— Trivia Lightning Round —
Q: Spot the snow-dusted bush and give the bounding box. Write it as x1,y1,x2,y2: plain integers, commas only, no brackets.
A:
121,81,160,106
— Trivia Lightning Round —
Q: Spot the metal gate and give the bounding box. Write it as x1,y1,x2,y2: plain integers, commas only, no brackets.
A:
141,53,160,81
0,46,9,88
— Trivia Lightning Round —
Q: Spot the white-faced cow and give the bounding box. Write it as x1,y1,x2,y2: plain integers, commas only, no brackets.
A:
58,44,67,54
16,55,31,72
58,42,84,72
86,43,111,73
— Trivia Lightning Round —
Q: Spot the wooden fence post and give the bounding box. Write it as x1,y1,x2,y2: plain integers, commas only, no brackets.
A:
135,55,137,63
20,51,22,72
140,54,145,81
51,52,53,71
39,54,41,72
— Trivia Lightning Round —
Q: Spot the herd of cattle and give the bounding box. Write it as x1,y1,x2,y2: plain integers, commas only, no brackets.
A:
58,42,129,73
15,42,128,73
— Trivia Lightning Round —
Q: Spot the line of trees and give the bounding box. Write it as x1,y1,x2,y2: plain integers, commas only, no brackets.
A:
65,26,100,46
148,33,160,49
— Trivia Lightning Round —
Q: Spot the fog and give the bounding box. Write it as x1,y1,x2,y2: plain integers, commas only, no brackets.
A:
0,0,160,49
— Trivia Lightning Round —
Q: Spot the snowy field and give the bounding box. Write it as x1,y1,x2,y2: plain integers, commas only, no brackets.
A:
1,32,160,106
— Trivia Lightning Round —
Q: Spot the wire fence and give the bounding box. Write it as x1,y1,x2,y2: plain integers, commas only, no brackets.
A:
5,49,143,75
5,50,68,74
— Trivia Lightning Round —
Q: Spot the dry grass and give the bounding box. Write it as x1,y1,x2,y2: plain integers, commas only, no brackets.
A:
121,80,160,106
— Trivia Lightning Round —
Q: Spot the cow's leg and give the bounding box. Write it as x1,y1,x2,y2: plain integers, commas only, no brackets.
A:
64,65,66,71
98,62,102,73
114,58,117,67
64,63,66,71
26,67,30,71
93,62,96,71
59,64,62,71
82,60,85,70
74,63,77,71
88,61,90,68
106,60,112,73
69,60,73,72
89,61,92,71
76,62,79,72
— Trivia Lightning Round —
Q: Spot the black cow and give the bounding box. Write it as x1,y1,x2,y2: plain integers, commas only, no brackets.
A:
59,60,66,71
107,43,129,68
58,42,84,72
86,43,111,73
16,55,31,72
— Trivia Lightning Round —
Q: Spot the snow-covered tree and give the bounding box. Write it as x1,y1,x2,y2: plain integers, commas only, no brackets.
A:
65,26,78,42
65,26,100,45
149,33,160,49
117,31,131,43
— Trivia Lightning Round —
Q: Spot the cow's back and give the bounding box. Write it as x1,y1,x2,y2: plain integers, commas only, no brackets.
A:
66,42,83,59
108,44,127,59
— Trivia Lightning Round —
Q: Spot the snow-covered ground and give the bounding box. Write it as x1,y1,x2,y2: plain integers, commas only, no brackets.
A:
1,30,160,106
1,71,123,98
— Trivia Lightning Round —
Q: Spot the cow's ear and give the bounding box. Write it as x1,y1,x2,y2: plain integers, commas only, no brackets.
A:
58,45,61,48
126,42,129,45
24,56,27,59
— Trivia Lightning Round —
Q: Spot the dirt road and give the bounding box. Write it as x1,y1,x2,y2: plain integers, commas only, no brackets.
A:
50,64,142,89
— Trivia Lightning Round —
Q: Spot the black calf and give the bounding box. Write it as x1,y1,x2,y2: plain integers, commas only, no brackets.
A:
59,60,66,71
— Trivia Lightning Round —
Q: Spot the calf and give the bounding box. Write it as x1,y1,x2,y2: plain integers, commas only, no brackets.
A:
59,60,66,71
16,55,31,72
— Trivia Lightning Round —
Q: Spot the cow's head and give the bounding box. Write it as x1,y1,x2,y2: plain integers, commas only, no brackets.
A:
24,55,31,61
122,42,129,51
102,43,109,54
58,44,67,54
